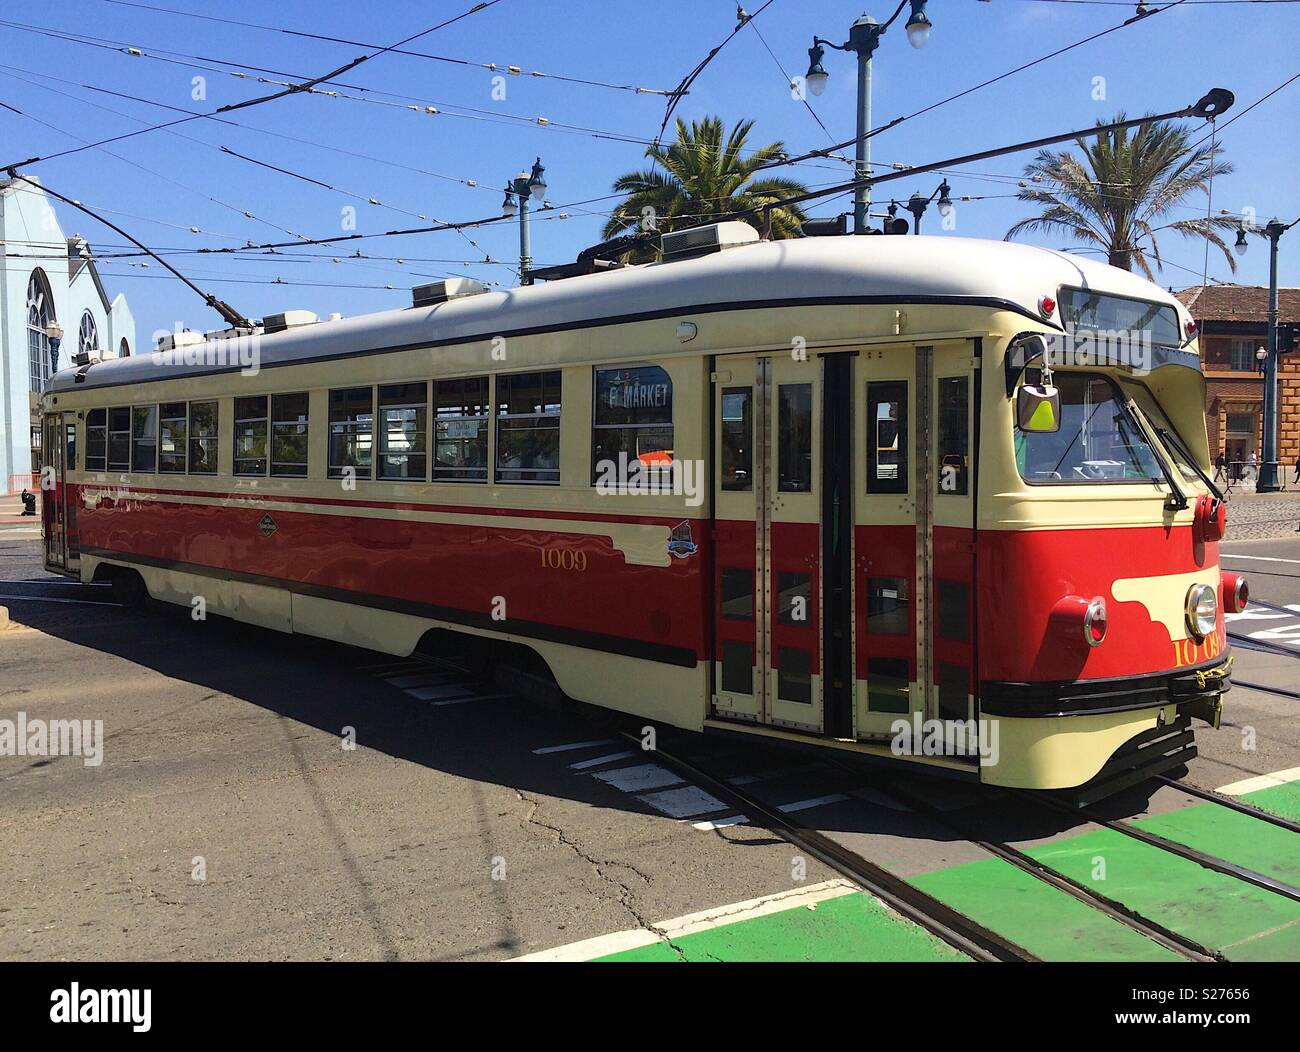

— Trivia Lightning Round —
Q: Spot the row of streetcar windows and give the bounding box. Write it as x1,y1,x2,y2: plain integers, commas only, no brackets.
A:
720,378,970,498
79,365,675,486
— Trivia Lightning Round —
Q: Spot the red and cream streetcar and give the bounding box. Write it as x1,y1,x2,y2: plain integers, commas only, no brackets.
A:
40,222,1243,797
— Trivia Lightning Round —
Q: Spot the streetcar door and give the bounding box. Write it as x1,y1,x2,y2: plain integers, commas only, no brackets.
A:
42,412,79,575
854,347,926,736
711,353,824,733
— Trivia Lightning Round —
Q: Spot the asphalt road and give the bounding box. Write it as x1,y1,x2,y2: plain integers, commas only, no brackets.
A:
0,532,837,961
1,527,1296,961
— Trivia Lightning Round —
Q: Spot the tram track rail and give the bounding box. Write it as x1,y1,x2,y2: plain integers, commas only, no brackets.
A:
611,730,1038,963
815,760,1222,962
1031,794,1300,906
1154,775,1300,835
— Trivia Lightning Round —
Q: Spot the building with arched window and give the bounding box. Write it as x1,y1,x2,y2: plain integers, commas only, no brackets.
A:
2,175,136,492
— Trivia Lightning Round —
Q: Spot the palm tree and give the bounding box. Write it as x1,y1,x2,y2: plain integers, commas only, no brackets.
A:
1005,115,1237,279
603,116,809,250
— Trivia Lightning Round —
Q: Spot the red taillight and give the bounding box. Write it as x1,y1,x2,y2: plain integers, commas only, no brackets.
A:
1038,295,1056,317
1222,572,1249,614
1084,596,1107,647
1050,594,1107,648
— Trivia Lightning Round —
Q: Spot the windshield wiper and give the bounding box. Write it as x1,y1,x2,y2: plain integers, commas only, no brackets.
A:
1123,400,1187,510
1155,425,1225,501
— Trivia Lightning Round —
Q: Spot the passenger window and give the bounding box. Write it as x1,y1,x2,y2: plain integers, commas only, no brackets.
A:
107,408,130,471
496,371,561,484
234,395,269,476
721,641,753,695
777,648,812,704
866,577,909,634
867,657,910,714
434,376,489,481
776,572,812,625
937,376,969,495
329,387,374,479
720,568,754,620
159,402,187,474
131,406,158,472
720,388,752,492
378,382,428,481
188,401,219,475
271,393,309,478
867,381,907,494
591,365,673,487
778,383,813,492
65,423,77,472
86,409,107,472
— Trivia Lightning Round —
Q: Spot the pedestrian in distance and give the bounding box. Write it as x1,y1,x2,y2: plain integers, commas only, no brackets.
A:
1214,451,1226,483
1248,449,1259,481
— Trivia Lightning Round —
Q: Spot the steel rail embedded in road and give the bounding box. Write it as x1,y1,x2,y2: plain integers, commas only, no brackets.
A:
1155,775,1300,835
616,733,1039,963
826,767,1221,963
1033,795,1300,906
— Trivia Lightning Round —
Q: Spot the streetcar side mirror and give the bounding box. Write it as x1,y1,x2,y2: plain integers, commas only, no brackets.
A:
1017,384,1060,433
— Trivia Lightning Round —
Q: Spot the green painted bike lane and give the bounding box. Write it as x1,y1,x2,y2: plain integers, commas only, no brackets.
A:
598,786,1300,962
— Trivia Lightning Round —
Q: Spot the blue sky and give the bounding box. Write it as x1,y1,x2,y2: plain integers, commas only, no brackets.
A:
2,0,1297,339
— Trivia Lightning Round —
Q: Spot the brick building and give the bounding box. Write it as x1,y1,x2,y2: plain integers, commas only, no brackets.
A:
1175,284,1300,474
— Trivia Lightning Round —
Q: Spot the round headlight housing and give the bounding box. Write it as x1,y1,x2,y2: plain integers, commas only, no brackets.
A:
1185,583,1217,640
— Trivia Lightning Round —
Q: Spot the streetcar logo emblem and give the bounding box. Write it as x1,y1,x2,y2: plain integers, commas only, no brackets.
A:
258,514,278,537
667,520,697,559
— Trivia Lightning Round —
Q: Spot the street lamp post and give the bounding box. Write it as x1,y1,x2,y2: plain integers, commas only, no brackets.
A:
903,179,952,235
1234,216,1297,492
804,1,931,235
502,157,548,284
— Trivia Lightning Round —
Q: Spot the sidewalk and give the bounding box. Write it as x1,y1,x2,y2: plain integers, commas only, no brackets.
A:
0,491,41,527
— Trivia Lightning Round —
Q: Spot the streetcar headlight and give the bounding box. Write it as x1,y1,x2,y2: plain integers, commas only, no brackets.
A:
1185,583,1217,640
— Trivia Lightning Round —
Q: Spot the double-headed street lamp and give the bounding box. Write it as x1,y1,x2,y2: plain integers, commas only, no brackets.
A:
502,157,548,283
1233,215,1297,492
903,179,953,235
804,1,932,235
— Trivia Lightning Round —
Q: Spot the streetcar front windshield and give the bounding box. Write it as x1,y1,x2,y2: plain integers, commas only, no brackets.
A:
1015,372,1165,484
1120,380,1207,488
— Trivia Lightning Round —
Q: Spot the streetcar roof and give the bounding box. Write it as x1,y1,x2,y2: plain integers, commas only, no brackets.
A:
47,234,1194,393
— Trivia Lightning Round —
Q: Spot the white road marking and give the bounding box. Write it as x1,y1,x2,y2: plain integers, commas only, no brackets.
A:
1216,767,1300,796
637,785,730,818
508,879,859,962
569,751,636,770
691,815,749,831
532,739,616,755
1220,554,1300,565
592,763,683,793
777,793,850,814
